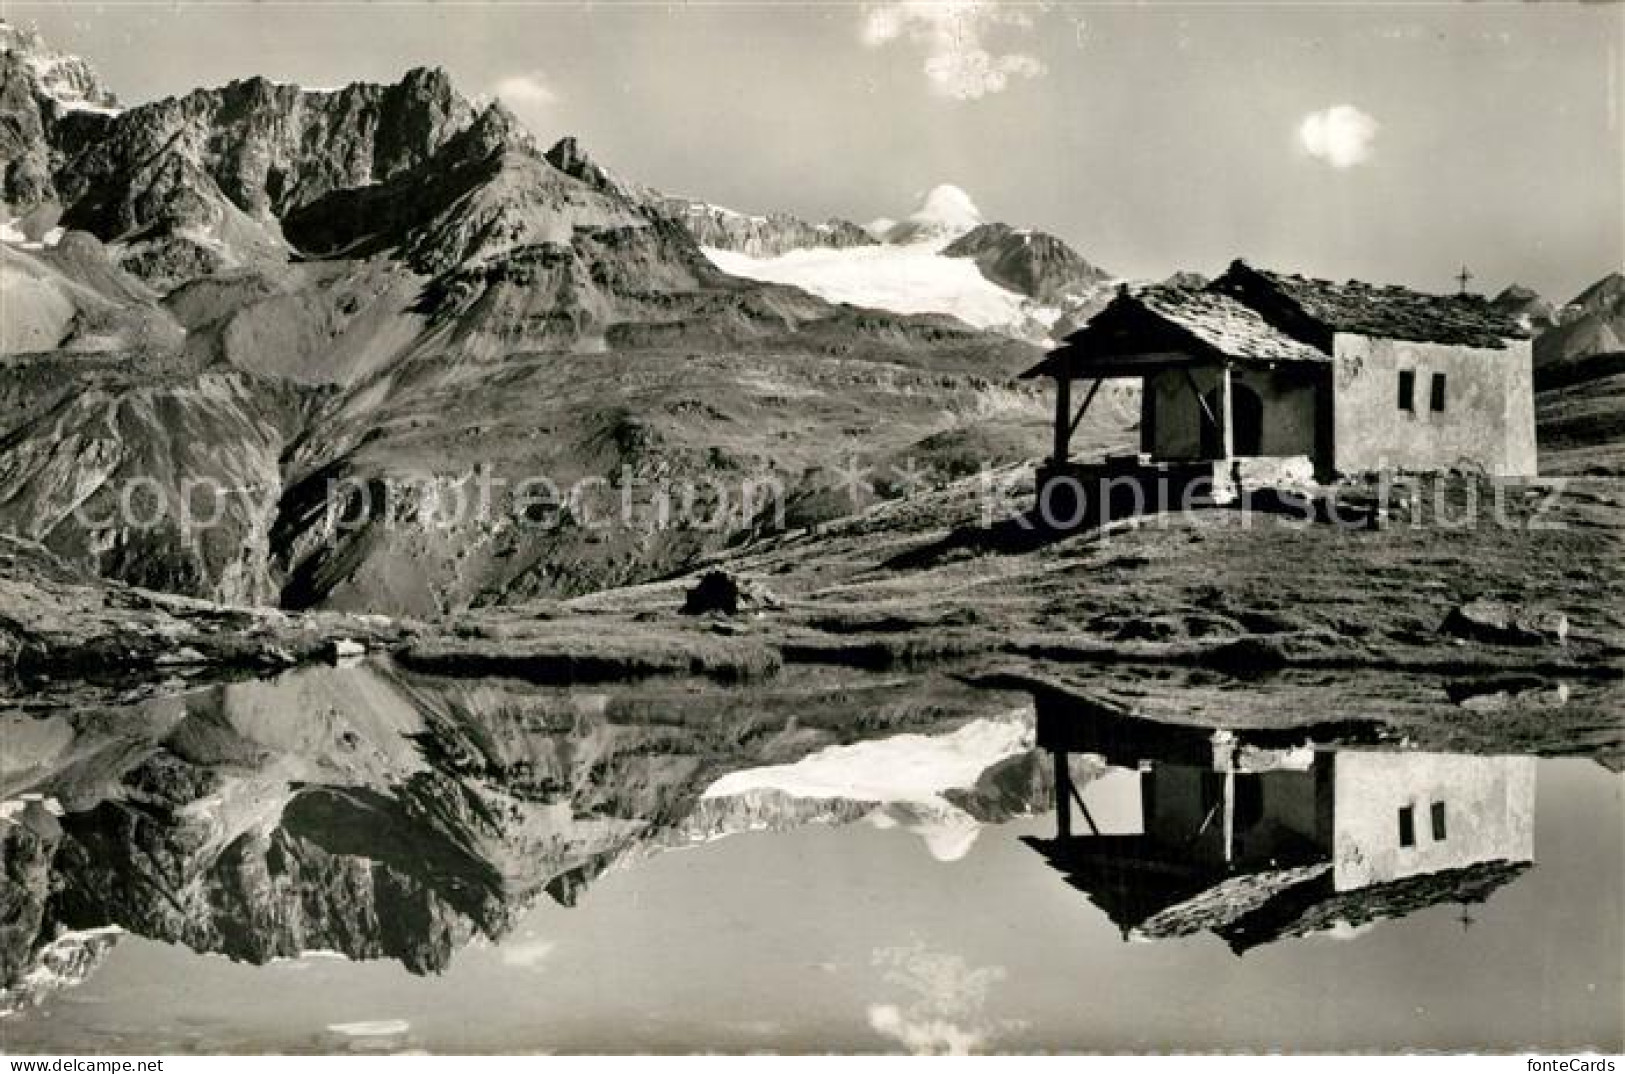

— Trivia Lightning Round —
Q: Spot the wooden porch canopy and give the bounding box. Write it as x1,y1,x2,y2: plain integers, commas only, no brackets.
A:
1022,286,1328,464
1024,345,1205,381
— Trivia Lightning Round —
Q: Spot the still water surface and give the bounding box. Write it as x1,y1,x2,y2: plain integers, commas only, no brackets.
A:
1,664,1619,1053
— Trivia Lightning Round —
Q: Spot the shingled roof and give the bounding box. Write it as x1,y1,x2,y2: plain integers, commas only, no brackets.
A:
1133,284,1329,363
1024,262,1530,378
1218,260,1529,349
1040,840,1528,954
1217,859,1531,955
1021,283,1326,378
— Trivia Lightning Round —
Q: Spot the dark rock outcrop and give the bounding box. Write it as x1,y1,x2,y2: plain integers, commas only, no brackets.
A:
1,802,62,989
542,135,647,202
943,222,1110,304
680,570,781,616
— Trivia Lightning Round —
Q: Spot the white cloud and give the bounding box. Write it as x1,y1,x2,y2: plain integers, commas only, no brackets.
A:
924,49,1044,101
492,71,558,111
866,943,1018,1055
860,1,1045,100
868,1003,990,1056
499,937,556,969
1298,104,1379,168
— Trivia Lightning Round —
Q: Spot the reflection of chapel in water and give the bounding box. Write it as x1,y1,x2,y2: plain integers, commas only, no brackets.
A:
1031,697,1536,952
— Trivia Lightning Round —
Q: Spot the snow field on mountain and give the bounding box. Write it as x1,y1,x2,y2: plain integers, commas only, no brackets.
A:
703,241,1056,333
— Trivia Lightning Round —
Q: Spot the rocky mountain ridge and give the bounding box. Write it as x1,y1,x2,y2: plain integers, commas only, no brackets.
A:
0,21,120,218
1534,272,1625,372
1492,283,1560,334
943,222,1111,305
0,22,117,116
0,27,1051,614
657,195,875,257
49,66,482,283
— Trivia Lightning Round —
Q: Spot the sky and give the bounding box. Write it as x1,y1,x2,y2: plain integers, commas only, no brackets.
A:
7,0,1622,301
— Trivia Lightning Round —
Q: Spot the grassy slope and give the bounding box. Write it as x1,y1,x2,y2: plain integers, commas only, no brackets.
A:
1536,364,1625,475
564,465,1622,655
429,460,1622,757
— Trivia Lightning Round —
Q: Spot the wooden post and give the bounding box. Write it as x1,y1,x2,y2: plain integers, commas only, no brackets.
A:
1218,366,1235,460
1053,749,1072,840
1140,377,1157,456
1221,768,1236,867
1052,374,1072,465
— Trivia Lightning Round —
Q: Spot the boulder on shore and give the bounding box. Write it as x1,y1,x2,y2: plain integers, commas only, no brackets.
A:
680,571,781,617
1441,599,1569,647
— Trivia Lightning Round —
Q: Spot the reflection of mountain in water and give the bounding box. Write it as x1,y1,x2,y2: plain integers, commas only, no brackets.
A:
0,662,1048,1002
688,713,1046,862
1029,703,1536,953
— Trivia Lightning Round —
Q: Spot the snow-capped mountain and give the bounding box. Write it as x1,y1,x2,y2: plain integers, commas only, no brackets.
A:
656,196,873,258
0,21,119,116
689,712,1040,862
880,183,985,245
703,240,1064,340
700,183,1115,344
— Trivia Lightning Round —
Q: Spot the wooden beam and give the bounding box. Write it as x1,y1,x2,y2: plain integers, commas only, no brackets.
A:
1064,349,1205,371
1219,366,1235,460
1031,350,1206,382
1066,378,1104,441
1053,750,1072,840
1069,782,1101,837
1182,367,1222,439
1052,374,1072,464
